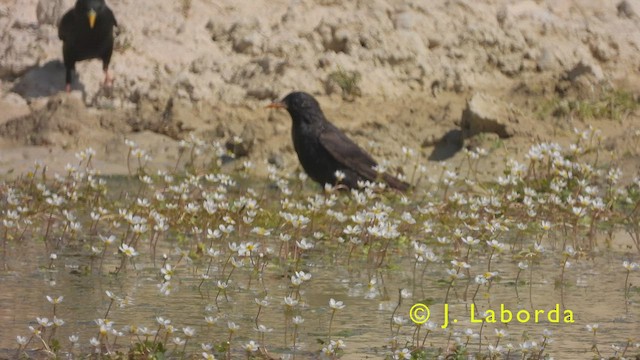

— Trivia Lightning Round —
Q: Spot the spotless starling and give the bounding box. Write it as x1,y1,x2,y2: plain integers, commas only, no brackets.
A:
268,91,410,192
58,0,117,92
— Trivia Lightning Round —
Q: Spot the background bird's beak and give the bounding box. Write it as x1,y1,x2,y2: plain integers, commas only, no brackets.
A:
266,101,286,109
88,9,97,29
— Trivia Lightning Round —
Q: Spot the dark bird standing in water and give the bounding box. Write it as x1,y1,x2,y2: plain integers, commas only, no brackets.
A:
268,91,410,192
58,0,117,92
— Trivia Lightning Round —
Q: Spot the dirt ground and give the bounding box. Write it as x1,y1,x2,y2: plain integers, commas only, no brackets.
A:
1,0,639,183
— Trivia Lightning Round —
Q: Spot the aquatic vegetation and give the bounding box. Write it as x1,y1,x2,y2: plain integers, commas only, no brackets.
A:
1,128,640,359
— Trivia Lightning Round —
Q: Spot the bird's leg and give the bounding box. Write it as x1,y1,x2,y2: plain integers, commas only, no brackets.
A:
65,66,73,93
103,69,113,88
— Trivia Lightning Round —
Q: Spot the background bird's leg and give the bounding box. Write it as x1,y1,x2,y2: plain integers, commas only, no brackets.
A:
103,67,113,87
65,67,73,93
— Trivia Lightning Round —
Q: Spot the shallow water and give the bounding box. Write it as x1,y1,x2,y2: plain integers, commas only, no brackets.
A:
1,167,640,359
1,229,638,359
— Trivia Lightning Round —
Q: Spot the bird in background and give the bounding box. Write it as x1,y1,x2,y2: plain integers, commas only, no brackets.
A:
267,91,410,192
58,0,117,92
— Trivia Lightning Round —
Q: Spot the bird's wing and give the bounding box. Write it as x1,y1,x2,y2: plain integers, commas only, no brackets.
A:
58,10,74,41
318,124,379,180
104,7,118,27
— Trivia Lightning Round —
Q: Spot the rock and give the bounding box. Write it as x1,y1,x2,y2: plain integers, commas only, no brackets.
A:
565,60,604,82
36,0,68,26
556,60,606,97
0,94,103,147
536,47,557,71
315,20,351,53
373,30,427,74
228,18,263,55
0,92,30,126
617,0,637,18
498,53,523,76
421,134,439,148
246,86,278,100
0,28,44,79
225,123,255,157
190,56,210,74
460,93,515,138
214,124,226,138
589,37,619,62
233,31,262,54
267,152,285,168
496,6,508,27
205,18,228,41
393,11,415,30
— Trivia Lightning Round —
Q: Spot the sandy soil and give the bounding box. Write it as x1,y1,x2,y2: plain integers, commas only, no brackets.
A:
1,0,639,183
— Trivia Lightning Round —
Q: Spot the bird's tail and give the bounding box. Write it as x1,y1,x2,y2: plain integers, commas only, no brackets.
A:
383,173,410,192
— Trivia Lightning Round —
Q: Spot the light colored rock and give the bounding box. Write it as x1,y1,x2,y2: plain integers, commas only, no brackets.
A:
0,28,44,78
498,53,523,76
229,18,264,55
393,11,415,30
0,92,31,126
461,93,515,138
617,0,637,18
36,0,67,26
589,37,619,62
536,47,557,71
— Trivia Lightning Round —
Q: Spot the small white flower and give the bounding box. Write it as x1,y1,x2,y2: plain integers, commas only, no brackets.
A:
243,340,259,352
183,327,195,338
329,298,345,310
16,336,28,345
90,337,100,347
46,295,64,304
227,322,240,332
119,243,139,257
292,315,305,325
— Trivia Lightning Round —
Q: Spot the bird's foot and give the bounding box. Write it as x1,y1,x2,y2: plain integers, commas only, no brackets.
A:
65,84,71,93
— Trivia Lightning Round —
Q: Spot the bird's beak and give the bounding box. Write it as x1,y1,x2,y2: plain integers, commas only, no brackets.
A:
88,9,97,29
266,101,286,109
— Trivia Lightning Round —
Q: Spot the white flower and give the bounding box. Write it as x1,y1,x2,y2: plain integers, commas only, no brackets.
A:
36,317,53,327
292,315,305,325
46,295,64,304
394,348,411,359
183,327,195,337
90,337,100,347
119,243,139,257
227,322,240,332
586,324,599,333
256,324,273,333
329,298,345,310
284,296,298,307
296,238,314,250
202,352,216,360
243,340,259,352
16,336,28,345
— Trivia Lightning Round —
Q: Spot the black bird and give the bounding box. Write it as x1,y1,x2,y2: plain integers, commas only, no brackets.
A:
268,91,410,192
58,0,117,92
